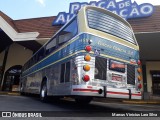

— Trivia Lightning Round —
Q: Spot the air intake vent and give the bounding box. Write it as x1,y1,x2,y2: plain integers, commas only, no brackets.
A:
127,64,135,85
95,57,107,80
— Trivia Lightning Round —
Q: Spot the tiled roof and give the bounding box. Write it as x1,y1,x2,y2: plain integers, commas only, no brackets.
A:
14,17,62,38
128,5,160,33
0,11,62,39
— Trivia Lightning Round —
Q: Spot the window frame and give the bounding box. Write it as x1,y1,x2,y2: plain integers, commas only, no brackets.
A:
57,17,78,46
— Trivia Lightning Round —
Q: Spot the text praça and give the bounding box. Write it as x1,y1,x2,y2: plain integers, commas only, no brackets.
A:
52,0,154,25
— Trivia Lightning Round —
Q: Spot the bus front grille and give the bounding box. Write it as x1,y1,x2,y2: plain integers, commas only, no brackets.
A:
95,57,107,80
127,64,135,85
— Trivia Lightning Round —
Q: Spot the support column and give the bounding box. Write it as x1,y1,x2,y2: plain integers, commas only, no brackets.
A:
142,64,147,92
142,61,149,100
0,47,9,90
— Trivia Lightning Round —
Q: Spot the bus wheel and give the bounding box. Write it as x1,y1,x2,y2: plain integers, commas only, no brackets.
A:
40,82,48,102
75,97,92,104
20,84,25,95
20,91,25,96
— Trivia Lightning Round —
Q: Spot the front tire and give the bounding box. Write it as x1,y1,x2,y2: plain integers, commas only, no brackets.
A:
40,82,48,102
20,83,25,96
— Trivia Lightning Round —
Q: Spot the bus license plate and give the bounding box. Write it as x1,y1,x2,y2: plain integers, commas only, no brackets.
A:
112,74,122,82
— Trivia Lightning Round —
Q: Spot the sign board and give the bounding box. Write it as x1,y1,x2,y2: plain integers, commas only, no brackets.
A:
52,0,154,26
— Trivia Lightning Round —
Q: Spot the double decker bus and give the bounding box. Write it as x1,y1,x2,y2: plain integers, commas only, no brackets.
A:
20,6,142,104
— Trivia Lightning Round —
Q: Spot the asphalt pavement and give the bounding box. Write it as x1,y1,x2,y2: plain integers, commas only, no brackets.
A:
1,91,160,104
0,93,160,119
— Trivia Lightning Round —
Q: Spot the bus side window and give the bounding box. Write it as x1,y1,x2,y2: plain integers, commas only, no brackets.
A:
30,58,34,66
60,61,70,83
58,18,78,45
23,63,26,71
35,54,38,63
33,55,36,65
38,48,45,61
45,37,57,56
25,62,28,70
65,62,70,82
60,63,65,83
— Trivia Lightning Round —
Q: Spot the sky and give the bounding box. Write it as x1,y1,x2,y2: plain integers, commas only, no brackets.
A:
0,0,160,20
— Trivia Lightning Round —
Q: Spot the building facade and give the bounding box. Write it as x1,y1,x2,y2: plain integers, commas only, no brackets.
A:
0,5,160,99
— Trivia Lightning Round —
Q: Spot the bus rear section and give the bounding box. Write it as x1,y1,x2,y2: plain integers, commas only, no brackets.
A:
71,6,142,100
71,34,142,100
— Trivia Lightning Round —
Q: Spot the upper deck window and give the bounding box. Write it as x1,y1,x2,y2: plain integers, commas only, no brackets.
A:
45,17,78,56
86,9,136,45
58,18,78,45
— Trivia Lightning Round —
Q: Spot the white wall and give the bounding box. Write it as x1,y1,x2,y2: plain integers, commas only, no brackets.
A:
5,43,33,72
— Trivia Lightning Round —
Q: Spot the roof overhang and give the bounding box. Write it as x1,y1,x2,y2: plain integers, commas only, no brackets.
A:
0,16,44,52
0,16,39,41
135,32,160,61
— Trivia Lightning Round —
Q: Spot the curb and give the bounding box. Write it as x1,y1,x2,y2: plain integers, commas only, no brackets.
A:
93,98,160,104
0,92,20,96
122,100,160,104
93,98,122,103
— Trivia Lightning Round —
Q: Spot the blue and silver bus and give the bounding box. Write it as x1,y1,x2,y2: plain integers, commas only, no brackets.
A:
20,6,142,103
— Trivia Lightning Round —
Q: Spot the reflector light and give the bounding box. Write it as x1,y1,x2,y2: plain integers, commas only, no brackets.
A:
83,75,90,82
87,86,92,89
84,55,91,61
85,46,92,52
88,40,93,44
83,65,90,71
137,68,142,73
138,76,142,81
138,84,142,89
138,60,141,65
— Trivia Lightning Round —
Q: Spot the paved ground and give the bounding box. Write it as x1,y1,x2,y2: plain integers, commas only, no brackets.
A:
0,94,160,120
0,94,160,111
0,94,128,112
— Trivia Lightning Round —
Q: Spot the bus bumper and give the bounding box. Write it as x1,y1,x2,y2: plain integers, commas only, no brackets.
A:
106,87,142,100
71,85,142,100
